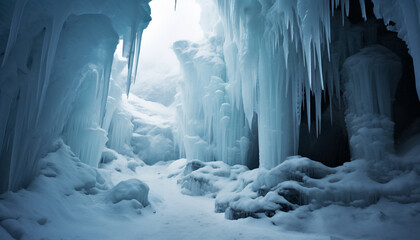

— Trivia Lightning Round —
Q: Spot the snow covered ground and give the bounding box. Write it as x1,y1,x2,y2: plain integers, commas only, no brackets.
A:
2,146,419,239
1,96,419,240
0,143,326,240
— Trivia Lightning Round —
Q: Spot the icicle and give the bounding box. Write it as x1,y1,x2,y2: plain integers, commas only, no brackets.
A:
341,0,345,25
125,21,137,96
36,9,69,125
132,27,145,85
359,0,367,21
100,55,114,127
1,0,29,68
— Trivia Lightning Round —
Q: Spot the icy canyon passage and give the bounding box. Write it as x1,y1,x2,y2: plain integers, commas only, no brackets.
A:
1,0,420,239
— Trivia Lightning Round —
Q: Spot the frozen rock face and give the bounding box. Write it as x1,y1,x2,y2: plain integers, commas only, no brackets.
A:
107,179,149,207
0,0,151,192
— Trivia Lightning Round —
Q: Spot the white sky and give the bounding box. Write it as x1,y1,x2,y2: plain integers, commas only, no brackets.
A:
137,0,203,81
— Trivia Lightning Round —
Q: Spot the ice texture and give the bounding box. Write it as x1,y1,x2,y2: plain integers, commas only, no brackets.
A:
0,0,151,192
173,39,251,166
175,0,399,169
342,45,402,170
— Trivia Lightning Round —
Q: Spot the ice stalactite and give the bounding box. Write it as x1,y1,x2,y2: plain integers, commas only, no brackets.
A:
0,0,151,192
213,0,369,169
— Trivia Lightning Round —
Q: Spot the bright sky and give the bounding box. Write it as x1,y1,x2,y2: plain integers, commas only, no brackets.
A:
137,0,203,81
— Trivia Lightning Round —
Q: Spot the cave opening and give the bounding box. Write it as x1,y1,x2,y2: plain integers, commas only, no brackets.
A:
1,0,420,239
297,0,420,167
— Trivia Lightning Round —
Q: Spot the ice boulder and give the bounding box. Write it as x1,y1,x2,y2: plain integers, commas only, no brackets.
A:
107,179,149,207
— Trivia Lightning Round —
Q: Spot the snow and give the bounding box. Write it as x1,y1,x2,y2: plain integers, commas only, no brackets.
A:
126,94,178,164
107,178,149,207
3,138,418,239
0,141,327,240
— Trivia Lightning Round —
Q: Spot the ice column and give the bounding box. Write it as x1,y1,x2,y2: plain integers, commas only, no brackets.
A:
342,45,401,163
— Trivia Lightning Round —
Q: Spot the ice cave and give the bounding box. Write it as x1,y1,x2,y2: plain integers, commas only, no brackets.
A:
1,0,420,239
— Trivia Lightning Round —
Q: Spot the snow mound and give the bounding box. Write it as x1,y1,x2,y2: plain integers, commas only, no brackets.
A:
107,179,150,207
177,159,248,197
0,140,153,239
101,148,119,164
0,140,109,238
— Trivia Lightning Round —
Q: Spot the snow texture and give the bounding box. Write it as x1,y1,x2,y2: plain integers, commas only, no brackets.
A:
177,145,420,239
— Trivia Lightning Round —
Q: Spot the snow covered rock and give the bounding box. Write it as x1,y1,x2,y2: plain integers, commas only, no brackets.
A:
107,179,149,207
212,155,420,220
177,159,248,197
101,148,119,164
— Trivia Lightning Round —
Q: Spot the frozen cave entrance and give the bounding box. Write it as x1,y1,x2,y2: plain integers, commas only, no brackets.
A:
297,0,420,167
1,0,420,239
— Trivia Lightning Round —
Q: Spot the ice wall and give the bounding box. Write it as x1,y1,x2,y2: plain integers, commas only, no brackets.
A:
0,0,151,192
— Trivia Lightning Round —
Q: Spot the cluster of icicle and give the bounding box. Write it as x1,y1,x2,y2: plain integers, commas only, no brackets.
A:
0,0,151,192
215,0,374,169
176,0,420,170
